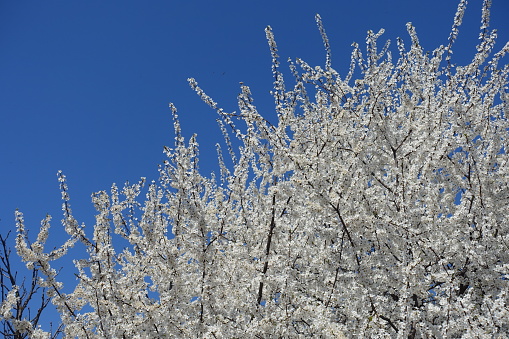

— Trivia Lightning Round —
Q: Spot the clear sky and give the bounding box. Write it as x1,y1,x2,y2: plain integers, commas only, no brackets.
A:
1,0,508,331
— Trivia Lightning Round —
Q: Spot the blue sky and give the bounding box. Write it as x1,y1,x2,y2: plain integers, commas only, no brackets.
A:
1,0,508,331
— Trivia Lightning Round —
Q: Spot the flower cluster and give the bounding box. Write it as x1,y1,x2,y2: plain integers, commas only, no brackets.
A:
12,0,508,337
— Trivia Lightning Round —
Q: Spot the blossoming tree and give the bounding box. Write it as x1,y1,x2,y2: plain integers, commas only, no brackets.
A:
2,0,508,337
1,232,58,338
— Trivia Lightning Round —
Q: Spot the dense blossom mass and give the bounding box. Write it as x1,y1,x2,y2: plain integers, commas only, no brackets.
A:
2,0,508,337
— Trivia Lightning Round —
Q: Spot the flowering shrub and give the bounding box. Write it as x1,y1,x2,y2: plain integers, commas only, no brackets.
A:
3,0,508,337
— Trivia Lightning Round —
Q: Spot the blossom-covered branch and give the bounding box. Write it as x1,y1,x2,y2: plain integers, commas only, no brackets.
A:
11,0,509,337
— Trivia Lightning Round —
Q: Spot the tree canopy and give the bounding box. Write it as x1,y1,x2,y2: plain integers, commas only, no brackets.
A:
2,0,508,337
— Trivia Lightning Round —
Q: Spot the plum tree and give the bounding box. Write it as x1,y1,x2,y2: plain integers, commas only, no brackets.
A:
3,0,508,337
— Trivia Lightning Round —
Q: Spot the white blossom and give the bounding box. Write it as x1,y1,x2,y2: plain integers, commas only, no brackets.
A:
11,0,509,337
0,287,17,320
